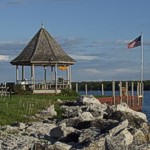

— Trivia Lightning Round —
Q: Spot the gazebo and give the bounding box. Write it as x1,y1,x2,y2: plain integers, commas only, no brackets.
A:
10,26,76,94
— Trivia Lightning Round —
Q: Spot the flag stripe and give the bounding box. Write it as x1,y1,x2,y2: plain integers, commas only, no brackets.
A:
128,35,141,48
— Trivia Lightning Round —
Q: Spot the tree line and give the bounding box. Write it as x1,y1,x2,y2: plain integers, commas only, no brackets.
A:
72,80,150,91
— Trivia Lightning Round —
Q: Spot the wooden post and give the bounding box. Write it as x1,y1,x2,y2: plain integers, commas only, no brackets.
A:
112,80,115,105
44,66,47,82
76,82,78,93
119,81,122,103
101,83,104,95
137,82,140,105
69,65,72,89
139,82,142,96
85,84,87,95
67,66,69,86
55,64,58,94
22,65,25,81
131,82,134,106
31,64,35,90
16,65,19,84
126,82,128,105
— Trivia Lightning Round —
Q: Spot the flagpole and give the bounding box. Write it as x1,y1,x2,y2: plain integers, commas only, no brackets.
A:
141,33,144,83
141,33,144,96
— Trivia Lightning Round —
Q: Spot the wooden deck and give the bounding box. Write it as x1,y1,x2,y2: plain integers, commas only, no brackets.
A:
98,95,142,111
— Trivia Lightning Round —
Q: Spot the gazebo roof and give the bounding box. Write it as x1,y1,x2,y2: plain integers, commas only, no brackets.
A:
10,27,76,66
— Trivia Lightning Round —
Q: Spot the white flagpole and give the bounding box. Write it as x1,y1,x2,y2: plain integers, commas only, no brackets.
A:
141,33,144,83
141,33,144,96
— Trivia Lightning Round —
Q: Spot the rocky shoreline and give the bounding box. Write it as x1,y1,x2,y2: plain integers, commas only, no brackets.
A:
0,95,150,150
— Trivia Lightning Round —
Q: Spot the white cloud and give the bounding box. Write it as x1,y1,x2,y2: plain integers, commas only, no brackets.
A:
83,68,102,74
0,55,9,61
70,54,98,61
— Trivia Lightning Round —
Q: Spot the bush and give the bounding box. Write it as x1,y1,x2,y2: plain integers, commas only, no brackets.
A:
61,89,79,96
14,84,32,95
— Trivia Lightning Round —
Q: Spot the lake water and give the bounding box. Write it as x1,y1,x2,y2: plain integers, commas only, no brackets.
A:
79,90,150,122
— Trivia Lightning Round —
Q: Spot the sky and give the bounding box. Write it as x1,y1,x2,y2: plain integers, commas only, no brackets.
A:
0,0,150,82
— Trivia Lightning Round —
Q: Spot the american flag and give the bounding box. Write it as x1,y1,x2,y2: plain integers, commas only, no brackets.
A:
128,35,141,48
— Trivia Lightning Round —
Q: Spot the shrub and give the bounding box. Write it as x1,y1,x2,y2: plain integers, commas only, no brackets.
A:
61,89,79,96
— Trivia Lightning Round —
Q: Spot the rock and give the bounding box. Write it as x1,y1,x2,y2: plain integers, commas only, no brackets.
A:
78,128,101,143
0,95,149,150
88,102,107,118
83,136,106,150
109,119,128,136
116,104,147,122
106,110,147,129
48,141,72,150
79,95,101,106
61,106,82,118
79,112,94,121
25,122,56,139
50,123,78,142
1,134,40,150
106,128,133,150
133,129,147,145
40,105,57,118
3,125,19,134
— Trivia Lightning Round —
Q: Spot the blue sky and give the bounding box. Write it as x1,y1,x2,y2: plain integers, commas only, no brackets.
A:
0,0,150,82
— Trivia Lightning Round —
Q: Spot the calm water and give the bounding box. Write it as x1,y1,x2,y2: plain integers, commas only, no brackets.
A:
79,90,150,122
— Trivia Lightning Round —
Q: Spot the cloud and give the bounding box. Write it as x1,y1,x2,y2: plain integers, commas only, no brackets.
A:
0,0,79,7
70,54,98,61
0,41,26,55
83,68,102,74
57,36,86,48
0,55,9,61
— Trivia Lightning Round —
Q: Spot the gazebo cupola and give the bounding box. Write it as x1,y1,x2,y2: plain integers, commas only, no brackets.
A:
10,26,76,94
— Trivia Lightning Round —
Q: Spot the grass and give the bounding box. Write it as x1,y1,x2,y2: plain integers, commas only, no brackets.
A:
0,94,77,126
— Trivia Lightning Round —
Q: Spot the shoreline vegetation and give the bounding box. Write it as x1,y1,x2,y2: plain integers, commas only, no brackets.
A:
72,80,150,91
0,79,148,126
0,90,78,126
0,95,149,149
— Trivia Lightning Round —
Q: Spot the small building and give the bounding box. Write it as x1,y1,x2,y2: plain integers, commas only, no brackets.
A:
10,26,76,94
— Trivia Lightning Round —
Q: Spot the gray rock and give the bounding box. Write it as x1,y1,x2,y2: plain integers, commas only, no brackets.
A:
106,128,133,150
109,119,128,136
116,104,147,122
61,106,82,118
48,141,72,150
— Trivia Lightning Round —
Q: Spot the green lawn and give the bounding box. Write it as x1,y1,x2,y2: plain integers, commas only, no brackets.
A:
0,94,77,125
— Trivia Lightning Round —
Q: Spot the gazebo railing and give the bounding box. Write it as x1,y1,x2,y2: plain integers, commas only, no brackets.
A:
17,79,69,90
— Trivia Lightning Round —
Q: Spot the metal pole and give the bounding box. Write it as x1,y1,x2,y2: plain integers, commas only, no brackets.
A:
141,33,144,84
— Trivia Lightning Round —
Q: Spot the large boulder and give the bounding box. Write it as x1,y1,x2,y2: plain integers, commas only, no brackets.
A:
61,106,82,118
106,128,133,150
40,105,57,118
116,104,147,122
109,119,128,136
78,95,101,106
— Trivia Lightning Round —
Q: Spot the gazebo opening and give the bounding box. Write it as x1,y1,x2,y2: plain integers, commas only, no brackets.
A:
10,26,76,94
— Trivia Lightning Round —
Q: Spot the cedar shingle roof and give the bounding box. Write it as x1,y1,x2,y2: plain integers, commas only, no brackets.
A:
10,27,76,65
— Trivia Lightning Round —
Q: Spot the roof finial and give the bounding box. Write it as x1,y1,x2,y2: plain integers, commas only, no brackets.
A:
41,22,44,28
